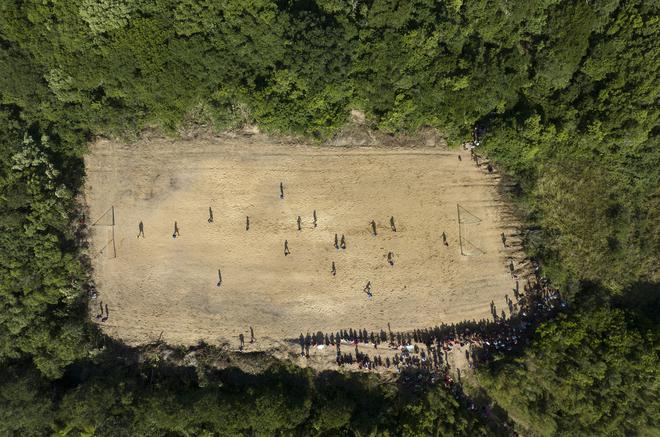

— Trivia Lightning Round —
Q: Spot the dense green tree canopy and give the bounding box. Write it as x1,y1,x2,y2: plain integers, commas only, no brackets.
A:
0,0,657,435
0,363,493,436
478,298,658,436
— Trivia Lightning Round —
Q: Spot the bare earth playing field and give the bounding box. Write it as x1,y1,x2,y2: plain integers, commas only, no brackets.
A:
85,135,517,350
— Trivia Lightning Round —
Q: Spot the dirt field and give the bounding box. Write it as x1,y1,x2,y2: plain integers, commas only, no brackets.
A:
85,135,517,349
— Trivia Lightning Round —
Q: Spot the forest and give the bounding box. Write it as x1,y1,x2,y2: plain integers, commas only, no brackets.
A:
0,0,657,435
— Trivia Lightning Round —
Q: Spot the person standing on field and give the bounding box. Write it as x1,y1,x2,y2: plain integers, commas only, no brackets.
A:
280,182,284,199
239,333,245,350
390,216,396,232
340,234,346,249
172,221,180,238
137,221,145,238
284,240,290,256
297,216,302,231
313,210,317,228
370,220,377,236
217,269,222,287
331,261,336,276
246,216,250,231
334,233,339,249
208,207,214,223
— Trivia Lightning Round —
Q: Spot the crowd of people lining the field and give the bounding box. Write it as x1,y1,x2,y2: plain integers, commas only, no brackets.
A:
291,267,564,377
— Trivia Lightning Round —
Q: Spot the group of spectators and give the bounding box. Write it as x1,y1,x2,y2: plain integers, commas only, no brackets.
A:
293,268,565,381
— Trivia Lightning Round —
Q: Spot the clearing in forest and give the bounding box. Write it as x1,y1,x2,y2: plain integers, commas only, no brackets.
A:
85,136,518,349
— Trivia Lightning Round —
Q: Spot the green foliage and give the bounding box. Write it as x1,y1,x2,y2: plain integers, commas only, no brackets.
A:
478,300,659,436
79,0,132,35
480,0,659,292
0,132,88,378
0,363,491,436
173,0,221,36
0,367,54,436
535,155,657,291
0,0,657,434
397,388,491,436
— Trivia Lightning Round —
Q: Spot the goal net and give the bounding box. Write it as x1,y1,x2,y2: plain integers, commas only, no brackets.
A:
91,206,116,258
457,204,484,256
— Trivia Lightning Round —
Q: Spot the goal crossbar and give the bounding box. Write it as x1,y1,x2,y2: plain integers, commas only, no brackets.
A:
91,205,116,258
457,204,485,256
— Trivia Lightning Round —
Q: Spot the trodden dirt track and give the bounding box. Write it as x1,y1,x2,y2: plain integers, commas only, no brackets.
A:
85,136,518,348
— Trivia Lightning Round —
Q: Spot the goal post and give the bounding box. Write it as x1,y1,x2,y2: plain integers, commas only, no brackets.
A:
92,205,116,258
457,204,484,256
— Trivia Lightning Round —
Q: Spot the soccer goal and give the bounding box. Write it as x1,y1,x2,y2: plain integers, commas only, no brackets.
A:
457,204,485,256
91,205,116,258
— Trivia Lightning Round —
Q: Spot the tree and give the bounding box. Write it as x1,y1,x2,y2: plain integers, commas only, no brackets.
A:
0,135,88,378
478,304,659,436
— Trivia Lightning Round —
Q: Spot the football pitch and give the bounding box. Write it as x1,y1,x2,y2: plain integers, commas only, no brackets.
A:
85,136,518,348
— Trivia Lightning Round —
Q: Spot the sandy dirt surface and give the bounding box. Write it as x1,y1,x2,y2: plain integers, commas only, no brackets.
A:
85,135,517,349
